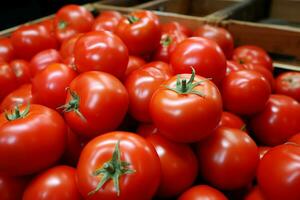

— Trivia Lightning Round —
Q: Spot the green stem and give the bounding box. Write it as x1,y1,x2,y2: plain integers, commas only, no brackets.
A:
127,15,139,24
58,20,67,30
5,104,30,121
161,35,172,47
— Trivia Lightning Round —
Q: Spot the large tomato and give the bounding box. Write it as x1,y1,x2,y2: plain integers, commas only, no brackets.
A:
170,37,226,85
0,173,28,200
0,38,14,62
125,61,172,122
178,185,228,200
218,111,245,130
0,62,18,101
59,33,82,59
244,186,265,200
275,72,300,102
76,131,161,200
92,11,122,33
124,55,146,80
0,104,66,176
250,94,300,146
61,71,128,138
74,31,129,79
116,10,161,56
23,165,81,200
150,69,222,143
10,59,31,85
197,127,259,190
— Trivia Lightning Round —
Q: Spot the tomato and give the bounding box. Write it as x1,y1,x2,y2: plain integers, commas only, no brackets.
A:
76,131,161,200
257,143,300,200
116,10,161,56
61,71,128,138
221,70,271,115
32,63,77,109
233,45,273,71
150,69,222,143
161,21,192,37
0,173,28,200
226,60,245,75
197,127,259,190
23,165,81,200
38,19,55,36
145,133,198,197
92,11,122,33
245,63,275,89
0,62,18,101
124,55,146,80
288,133,300,144
29,49,62,77
10,59,31,85
193,24,234,59
137,123,159,137
258,146,271,160
178,185,228,200
275,72,300,102
125,61,172,122
74,31,128,79
170,37,226,85
218,111,245,130
54,4,94,43
59,33,82,59
11,24,57,60
0,38,14,62
0,104,66,176
244,186,265,200
250,94,300,146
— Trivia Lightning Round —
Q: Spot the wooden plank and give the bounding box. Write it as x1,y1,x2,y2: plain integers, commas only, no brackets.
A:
270,0,300,23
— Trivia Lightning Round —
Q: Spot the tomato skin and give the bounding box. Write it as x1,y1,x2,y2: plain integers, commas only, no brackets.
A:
116,10,161,56
257,143,300,200
32,63,77,109
125,61,172,122
218,111,245,129
0,38,14,62
170,37,226,85
137,123,159,137
0,104,66,176
250,94,300,146
178,185,228,200
0,62,18,101
150,74,222,143
193,25,234,59
30,49,62,77
74,31,129,79
258,146,271,160
54,4,94,43
197,127,259,190
64,71,128,138
38,19,55,36
10,59,31,85
244,186,265,200
59,33,82,59
288,133,300,144
161,21,192,37
124,55,146,80
244,63,274,90
0,173,28,200
226,60,245,75
221,70,271,115
275,72,300,102
76,131,161,200
92,11,122,33
23,165,82,200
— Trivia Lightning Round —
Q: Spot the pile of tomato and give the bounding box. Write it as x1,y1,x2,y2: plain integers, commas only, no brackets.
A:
1,4,300,200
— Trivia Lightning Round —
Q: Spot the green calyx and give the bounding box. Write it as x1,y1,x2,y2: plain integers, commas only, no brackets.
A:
127,15,139,24
5,104,30,121
161,35,172,47
58,20,68,30
88,141,135,196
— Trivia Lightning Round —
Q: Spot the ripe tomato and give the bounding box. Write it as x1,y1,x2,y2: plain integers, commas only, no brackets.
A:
23,165,81,200
29,49,62,77
32,63,77,109
275,72,300,102
124,55,146,80
245,63,274,90
76,131,161,200
197,127,259,190
74,31,128,79
221,70,271,115
257,143,300,200
218,111,245,130
11,24,57,60
10,59,31,85
226,60,245,75
150,69,222,143
170,37,226,85
233,45,273,71
62,71,128,138
145,133,198,197
54,4,94,43
0,173,28,200
59,33,82,59
193,24,234,59
137,123,159,137
161,21,192,37
178,185,228,200
288,133,300,144
250,94,300,146
125,61,172,122
38,18,55,36
0,62,18,101
92,11,122,33
116,10,161,56
244,186,265,200
0,38,14,62
0,104,66,176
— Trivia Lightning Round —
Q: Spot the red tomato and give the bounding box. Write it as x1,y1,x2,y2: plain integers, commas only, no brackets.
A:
250,94,300,146
62,71,128,138
257,143,300,200
32,63,77,109
218,111,245,129
146,134,198,197
161,21,192,37
226,60,245,75
29,49,62,77
92,11,122,33
288,133,300,144
197,127,259,190
125,61,172,122
116,10,161,56
137,123,159,138
178,185,228,200
54,4,94,43
0,38,14,62
150,70,222,143
59,33,82,59
124,55,146,79
74,31,128,79
244,186,265,200
170,37,226,85
10,59,31,85
258,146,271,160
0,62,18,101
233,45,273,71
23,166,81,200
275,72,300,102
0,104,66,176
193,24,234,59
0,173,28,200
11,24,57,60
221,70,271,115
38,19,55,36
76,131,161,200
